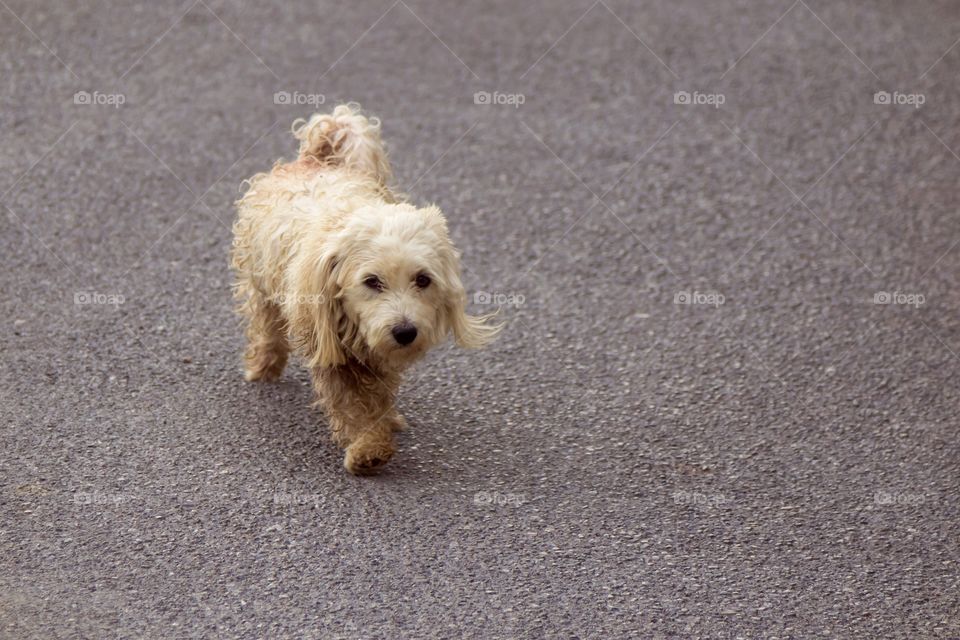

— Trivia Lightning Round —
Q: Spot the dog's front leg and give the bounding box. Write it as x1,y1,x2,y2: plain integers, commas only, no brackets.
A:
312,365,399,475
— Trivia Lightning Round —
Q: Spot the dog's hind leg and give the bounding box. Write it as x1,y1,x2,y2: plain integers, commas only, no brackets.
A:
242,295,289,382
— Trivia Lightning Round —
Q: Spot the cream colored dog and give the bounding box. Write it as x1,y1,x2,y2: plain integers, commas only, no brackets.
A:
231,104,499,474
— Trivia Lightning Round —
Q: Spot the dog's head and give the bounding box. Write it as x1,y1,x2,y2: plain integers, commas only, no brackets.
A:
286,204,500,370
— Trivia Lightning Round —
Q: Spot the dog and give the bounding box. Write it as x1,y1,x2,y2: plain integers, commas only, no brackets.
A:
231,104,500,474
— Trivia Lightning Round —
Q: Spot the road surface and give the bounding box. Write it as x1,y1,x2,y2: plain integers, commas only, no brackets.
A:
2,0,959,637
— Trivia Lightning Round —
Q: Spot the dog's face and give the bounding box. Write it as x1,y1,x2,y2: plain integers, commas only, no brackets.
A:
337,206,453,365
287,204,499,370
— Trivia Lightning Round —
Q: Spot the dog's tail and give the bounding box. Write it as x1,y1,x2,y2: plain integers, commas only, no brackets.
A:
292,104,392,185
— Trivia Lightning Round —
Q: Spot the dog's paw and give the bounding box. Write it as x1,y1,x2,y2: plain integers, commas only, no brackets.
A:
388,412,407,432
344,441,395,475
244,365,283,382
243,350,287,382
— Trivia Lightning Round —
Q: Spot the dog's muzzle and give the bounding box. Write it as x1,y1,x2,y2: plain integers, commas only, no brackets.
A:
391,322,418,346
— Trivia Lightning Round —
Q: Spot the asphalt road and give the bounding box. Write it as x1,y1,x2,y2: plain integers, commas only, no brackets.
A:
3,0,960,638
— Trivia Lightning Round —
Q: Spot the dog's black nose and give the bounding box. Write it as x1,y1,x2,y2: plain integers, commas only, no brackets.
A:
392,323,418,346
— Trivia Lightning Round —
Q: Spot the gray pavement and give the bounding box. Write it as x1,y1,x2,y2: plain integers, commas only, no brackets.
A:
2,0,960,638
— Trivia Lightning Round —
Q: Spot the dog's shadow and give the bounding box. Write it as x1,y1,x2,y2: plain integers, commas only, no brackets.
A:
230,369,455,482
230,371,344,474
225,338,522,483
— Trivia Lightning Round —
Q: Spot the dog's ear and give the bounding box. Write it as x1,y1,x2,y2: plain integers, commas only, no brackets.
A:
428,216,503,349
285,239,348,368
448,296,502,348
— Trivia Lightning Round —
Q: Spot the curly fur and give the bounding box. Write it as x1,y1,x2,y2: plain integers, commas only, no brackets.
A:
231,104,499,474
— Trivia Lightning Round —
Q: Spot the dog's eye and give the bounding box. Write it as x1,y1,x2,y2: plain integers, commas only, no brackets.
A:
415,274,431,289
363,276,383,291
